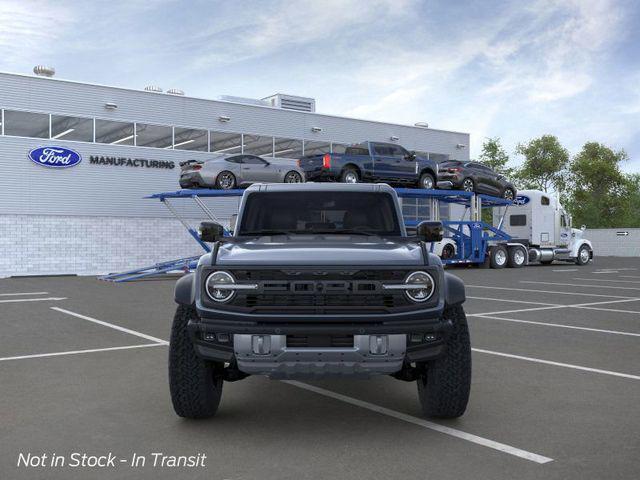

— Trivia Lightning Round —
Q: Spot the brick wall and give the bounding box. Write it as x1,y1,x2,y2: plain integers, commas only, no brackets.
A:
583,228,640,257
0,215,216,278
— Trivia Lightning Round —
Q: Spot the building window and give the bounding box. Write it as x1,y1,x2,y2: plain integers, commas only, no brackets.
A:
303,140,331,156
274,137,303,158
210,131,242,154
51,115,93,142
331,143,348,154
243,134,274,156
3,110,49,138
135,123,172,149
95,119,135,145
173,127,208,151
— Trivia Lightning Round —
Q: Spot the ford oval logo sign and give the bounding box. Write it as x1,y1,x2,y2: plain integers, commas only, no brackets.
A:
514,195,530,206
28,146,82,168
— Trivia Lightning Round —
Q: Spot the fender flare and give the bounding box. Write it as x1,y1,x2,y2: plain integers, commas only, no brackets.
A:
443,271,465,306
175,273,196,305
571,238,593,258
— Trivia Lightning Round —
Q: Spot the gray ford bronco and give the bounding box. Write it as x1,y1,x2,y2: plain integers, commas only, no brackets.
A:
169,183,471,419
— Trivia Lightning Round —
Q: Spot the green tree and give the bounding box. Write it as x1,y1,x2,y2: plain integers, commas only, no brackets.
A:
515,135,569,192
478,137,514,177
566,142,633,228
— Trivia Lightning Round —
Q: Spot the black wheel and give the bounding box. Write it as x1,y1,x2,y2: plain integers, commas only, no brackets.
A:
540,260,553,265
417,305,471,418
502,187,515,200
461,178,475,192
341,167,359,184
169,304,224,419
216,171,236,190
284,171,303,183
507,246,526,268
576,245,591,265
489,245,508,269
419,172,435,189
441,243,455,260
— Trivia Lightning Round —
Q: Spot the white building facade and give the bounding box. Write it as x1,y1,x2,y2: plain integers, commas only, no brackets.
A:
0,71,470,277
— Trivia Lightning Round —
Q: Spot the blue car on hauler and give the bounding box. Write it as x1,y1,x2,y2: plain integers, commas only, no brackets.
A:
298,141,440,189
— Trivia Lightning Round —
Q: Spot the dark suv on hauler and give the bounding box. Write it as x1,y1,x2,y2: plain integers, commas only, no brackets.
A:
169,183,471,419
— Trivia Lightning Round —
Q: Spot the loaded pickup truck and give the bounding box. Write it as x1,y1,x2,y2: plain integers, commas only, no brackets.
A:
169,183,471,419
298,141,439,189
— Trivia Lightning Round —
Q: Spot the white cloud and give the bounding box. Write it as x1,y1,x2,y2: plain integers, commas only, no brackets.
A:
0,0,74,68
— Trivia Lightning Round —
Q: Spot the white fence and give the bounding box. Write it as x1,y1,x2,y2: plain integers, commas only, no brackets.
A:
584,228,640,257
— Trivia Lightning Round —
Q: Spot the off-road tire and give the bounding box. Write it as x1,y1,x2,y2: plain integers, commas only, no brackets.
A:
419,172,435,189
417,305,471,418
489,245,508,269
169,304,224,419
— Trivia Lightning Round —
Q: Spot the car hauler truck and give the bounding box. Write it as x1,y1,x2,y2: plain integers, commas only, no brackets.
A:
492,189,593,267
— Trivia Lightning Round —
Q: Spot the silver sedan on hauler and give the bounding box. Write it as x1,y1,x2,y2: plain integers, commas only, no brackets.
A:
179,154,305,190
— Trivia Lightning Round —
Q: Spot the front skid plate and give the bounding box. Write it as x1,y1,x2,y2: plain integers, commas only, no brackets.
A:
234,334,406,379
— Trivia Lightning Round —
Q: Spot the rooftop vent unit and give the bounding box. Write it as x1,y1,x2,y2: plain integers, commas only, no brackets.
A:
144,85,163,93
167,88,185,96
219,95,270,107
33,65,55,77
262,94,316,112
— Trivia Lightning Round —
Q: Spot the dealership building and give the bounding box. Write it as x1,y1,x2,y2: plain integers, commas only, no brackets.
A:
0,69,470,278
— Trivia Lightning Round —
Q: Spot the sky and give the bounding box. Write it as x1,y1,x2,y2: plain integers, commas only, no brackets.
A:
1,0,639,171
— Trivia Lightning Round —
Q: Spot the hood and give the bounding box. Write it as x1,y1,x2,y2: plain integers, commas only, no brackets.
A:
216,235,424,266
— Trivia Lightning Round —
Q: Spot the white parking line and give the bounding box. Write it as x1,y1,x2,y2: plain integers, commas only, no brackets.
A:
573,278,640,284
466,285,638,299
473,348,640,380
0,292,49,296
0,343,165,362
466,296,559,307
51,307,169,345
469,314,640,337
469,297,640,317
521,281,640,291
621,275,640,279
552,269,578,272
0,297,67,304
284,380,553,464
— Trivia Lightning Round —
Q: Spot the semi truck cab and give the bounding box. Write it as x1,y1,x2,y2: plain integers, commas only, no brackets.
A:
496,190,593,265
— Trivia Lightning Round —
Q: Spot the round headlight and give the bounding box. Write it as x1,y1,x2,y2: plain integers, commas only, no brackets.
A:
205,271,236,303
404,271,435,302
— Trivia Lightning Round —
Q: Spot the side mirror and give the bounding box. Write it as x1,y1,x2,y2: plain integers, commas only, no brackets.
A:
416,221,443,242
229,214,238,234
405,151,416,160
198,221,225,242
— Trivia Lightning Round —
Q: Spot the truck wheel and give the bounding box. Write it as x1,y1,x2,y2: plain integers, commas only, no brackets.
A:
489,245,507,269
417,305,471,418
507,246,526,268
575,245,591,265
341,167,359,184
169,304,224,419
419,172,435,189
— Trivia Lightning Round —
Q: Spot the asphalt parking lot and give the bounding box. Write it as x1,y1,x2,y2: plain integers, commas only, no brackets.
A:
1,257,639,480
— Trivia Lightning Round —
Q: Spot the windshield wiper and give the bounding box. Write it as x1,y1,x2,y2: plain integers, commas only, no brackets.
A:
311,229,377,236
240,230,303,236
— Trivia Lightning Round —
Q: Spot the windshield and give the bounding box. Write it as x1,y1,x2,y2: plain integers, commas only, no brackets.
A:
238,191,402,236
